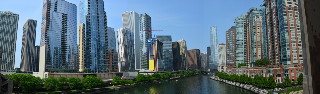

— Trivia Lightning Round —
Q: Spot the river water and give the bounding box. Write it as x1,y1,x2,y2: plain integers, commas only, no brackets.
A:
109,75,255,94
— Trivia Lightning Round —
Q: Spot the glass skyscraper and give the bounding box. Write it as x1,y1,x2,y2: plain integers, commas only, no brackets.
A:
234,14,247,65
139,13,152,70
41,0,78,72
0,11,19,72
210,26,218,70
156,35,173,71
20,19,37,72
79,0,109,72
122,11,140,70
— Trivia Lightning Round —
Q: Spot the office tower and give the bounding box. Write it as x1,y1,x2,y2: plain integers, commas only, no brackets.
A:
107,27,118,72
218,44,226,72
246,8,263,66
0,11,19,72
172,42,182,71
79,0,108,72
234,14,247,66
277,0,303,65
139,13,152,70
118,28,134,72
108,27,116,51
210,26,218,70
206,47,211,71
149,39,163,71
226,26,237,68
263,0,281,65
186,49,201,70
34,46,40,72
122,11,140,70
41,0,78,72
156,35,173,71
200,53,207,71
20,19,37,72
178,40,187,70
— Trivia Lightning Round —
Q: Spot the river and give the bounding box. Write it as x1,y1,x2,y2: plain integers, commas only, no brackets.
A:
109,74,255,94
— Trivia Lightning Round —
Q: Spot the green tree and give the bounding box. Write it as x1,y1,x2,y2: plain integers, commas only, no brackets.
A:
44,77,61,91
283,77,292,87
267,76,276,88
59,77,68,90
82,76,104,89
68,77,83,89
254,59,271,66
237,63,247,67
5,74,42,92
297,74,303,85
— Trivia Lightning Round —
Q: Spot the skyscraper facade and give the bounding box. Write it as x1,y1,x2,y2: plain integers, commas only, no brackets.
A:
226,26,237,68
79,0,108,72
264,0,281,65
277,0,303,65
172,42,182,71
178,40,187,70
200,53,207,71
122,11,140,70
34,46,40,72
210,26,218,70
234,15,247,65
117,28,134,72
246,8,264,66
20,19,37,72
41,0,78,72
0,11,19,72
139,13,152,70
156,35,173,71
108,27,116,51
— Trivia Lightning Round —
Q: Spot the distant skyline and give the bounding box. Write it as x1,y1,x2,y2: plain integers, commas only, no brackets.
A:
0,0,262,68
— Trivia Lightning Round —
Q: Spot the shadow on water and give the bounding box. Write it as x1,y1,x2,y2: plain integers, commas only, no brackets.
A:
109,75,255,94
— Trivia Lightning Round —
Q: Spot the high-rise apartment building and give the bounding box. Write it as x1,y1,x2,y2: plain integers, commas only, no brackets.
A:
118,28,134,72
122,11,140,70
178,40,187,70
139,13,152,70
41,0,78,72
20,19,37,72
157,35,173,71
79,0,108,72
234,14,247,66
246,8,264,66
210,26,218,70
263,0,281,65
277,0,303,65
226,26,237,68
0,11,19,72
218,44,226,72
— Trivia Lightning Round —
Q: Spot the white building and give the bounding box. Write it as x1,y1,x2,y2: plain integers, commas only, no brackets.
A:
218,44,226,72
122,11,141,70
117,28,134,72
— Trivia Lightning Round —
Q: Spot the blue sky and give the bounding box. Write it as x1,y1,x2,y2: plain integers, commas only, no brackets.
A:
0,0,262,68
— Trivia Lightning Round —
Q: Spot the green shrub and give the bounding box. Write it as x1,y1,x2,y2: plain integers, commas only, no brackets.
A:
5,74,42,92
68,77,83,89
82,76,104,89
44,77,61,91
297,74,303,85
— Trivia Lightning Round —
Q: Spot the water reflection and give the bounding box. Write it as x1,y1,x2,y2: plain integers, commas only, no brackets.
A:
109,75,254,94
